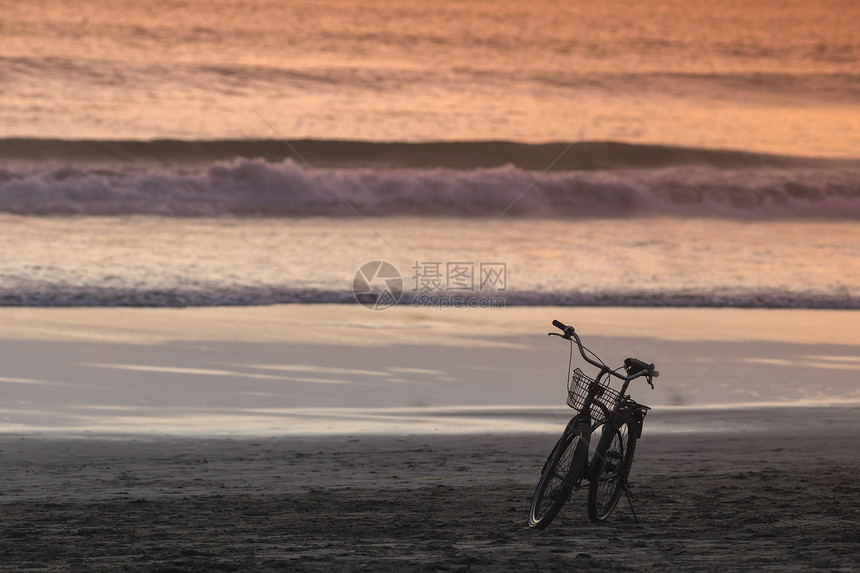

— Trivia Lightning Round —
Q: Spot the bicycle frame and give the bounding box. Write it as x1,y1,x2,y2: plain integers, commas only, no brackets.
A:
564,384,621,477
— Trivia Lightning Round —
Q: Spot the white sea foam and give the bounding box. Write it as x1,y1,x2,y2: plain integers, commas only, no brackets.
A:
2,158,859,218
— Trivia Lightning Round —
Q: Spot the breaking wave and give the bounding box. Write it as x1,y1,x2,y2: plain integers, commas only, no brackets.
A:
1,155,859,218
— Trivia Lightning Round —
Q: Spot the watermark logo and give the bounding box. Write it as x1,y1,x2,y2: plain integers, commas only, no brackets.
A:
411,261,507,293
352,261,404,310
353,260,507,310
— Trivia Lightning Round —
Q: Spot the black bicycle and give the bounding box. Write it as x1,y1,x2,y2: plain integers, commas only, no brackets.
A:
528,319,659,529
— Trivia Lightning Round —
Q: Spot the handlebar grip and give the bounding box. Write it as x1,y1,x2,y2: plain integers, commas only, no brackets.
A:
552,319,567,331
625,357,655,374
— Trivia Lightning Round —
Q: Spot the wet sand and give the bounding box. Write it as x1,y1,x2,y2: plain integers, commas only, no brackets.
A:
2,406,858,571
1,306,859,434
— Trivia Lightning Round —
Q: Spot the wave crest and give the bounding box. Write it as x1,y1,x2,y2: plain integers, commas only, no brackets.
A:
1,159,859,218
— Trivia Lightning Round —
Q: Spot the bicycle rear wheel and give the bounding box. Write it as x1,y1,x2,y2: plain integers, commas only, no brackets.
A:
528,423,588,529
587,419,636,522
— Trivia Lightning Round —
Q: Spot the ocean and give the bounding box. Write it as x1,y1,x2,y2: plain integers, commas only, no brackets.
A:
1,0,859,310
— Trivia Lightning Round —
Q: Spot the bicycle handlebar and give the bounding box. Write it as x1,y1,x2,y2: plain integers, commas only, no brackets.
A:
550,319,659,387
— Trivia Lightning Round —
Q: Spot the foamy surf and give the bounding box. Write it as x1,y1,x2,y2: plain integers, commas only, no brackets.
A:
2,154,859,218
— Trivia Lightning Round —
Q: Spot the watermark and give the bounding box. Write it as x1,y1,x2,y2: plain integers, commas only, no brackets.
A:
352,261,404,310
411,261,507,293
411,293,507,309
353,260,507,310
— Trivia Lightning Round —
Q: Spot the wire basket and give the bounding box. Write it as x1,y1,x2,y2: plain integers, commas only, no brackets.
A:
566,368,622,424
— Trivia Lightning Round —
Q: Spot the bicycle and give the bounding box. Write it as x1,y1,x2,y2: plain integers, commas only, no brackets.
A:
528,319,659,529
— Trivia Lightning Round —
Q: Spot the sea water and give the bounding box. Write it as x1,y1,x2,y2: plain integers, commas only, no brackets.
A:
0,0,858,430
0,213,857,308
0,139,858,307
4,0,860,156
2,0,858,311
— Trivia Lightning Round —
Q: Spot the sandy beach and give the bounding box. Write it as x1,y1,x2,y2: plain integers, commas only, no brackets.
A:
0,305,858,570
1,409,858,571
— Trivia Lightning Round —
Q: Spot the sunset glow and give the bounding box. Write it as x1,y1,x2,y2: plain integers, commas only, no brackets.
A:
3,0,859,155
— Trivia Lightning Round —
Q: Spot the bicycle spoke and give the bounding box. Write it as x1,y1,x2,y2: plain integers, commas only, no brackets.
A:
529,429,588,528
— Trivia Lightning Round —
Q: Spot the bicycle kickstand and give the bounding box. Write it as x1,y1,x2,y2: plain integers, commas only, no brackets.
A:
622,478,639,524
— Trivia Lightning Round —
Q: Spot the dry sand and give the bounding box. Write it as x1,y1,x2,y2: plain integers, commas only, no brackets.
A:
1,406,858,571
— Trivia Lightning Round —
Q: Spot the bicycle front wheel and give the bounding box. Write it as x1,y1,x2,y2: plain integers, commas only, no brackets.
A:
528,423,588,529
587,419,636,522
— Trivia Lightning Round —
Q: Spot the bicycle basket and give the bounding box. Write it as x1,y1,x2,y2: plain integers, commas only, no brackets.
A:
566,368,622,424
